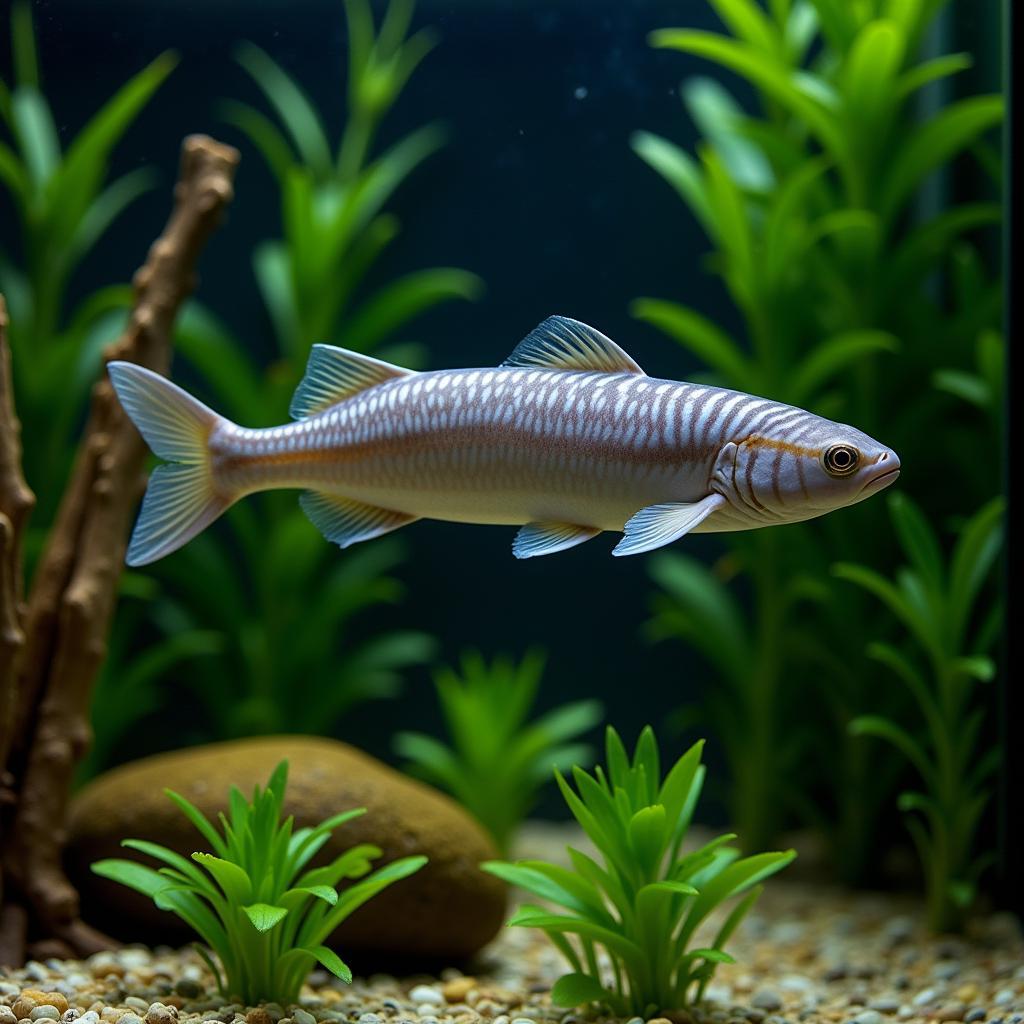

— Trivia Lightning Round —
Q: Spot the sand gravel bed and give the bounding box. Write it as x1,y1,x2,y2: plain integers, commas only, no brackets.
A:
2,827,1021,1024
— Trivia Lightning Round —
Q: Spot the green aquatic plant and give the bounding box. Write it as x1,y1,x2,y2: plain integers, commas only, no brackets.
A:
0,1,175,519
634,0,1002,867
395,651,603,853
834,494,1003,932
483,727,795,1016
88,0,481,751
77,575,222,783
93,760,427,1004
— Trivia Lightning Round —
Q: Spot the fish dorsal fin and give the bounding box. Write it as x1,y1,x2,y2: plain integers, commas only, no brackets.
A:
501,316,645,375
290,344,411,419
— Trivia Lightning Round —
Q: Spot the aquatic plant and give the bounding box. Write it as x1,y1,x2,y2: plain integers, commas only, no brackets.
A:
834,494,1003,932
395,651,603,853
635,0,1002,868
93,760,427,1004
88,0,481,755
0,1,175,519
483,727,794,1016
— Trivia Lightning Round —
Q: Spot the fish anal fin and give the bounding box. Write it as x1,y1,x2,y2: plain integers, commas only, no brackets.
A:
502,316,645,375
290,345,411,419
512,521,601,559
612,494,725,557
300,491,419,549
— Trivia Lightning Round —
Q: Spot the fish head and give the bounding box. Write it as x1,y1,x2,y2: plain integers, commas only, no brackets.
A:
720,417,900,525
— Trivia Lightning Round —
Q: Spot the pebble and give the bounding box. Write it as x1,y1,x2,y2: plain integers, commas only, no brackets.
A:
995,992,1016,1008
869,997,902,1014
408,990,443,1008
442,980,477,1004
356,1016,382,1024
965,1010,986,1023
291,1012,315,1024
0,1010,16,1024
29,1010,60,1022
750,990,783,1012
914,989,940,1008
937,1003,968,1021
852,1012,884,1024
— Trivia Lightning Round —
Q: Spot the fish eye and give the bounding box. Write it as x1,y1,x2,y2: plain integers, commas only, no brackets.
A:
822,444,860,477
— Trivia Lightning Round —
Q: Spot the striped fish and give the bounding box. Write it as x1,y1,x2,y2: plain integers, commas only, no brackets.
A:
109,316,899,566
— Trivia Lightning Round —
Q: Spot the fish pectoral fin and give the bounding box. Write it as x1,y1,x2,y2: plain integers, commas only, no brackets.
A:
502,316,645,375
612,494,725,557
300,491,419,549
290,345,412,419
512,521,601,559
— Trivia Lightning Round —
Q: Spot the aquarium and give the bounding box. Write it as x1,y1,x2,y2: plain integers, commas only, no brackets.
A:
0,1,1016,1023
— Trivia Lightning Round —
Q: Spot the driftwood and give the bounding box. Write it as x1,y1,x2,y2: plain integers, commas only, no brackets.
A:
0,134,238,965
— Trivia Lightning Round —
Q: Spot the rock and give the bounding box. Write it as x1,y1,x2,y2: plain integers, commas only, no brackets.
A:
0,1010,16,1024
66,736,505,959
442,979,477,1004
750,991,783,1013
936,1005,967,1022
869,998,901,1014
29,1010,59,1022
853,1012,884,1024
409,989,444,1007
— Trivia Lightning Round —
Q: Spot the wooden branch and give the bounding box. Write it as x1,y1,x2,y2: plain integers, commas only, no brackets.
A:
0,295,35,775
2,135,238,957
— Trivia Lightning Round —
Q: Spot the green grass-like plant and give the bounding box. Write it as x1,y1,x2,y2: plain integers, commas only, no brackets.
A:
395,651,603,853
86,0,479,758
633,0,1003,872
834,493,1003,931
92,761,427,1005
483,727,794,1016
0,1,175,520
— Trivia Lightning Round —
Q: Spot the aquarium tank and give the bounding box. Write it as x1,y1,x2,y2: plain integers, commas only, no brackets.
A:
0,0,1016,1021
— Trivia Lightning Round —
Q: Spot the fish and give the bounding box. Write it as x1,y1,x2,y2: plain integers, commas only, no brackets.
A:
108,315,900,566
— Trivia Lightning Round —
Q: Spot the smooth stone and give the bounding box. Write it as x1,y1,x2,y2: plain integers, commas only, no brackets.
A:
751,991,783,1013
869,998,901,1014
66,736,505,959
853,1012,884,1024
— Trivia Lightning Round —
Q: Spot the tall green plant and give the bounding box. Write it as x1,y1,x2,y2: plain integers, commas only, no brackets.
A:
0,2,175,520
635,0,1002,867
834,494,1003,931
395,651,603,852
119,0,481,746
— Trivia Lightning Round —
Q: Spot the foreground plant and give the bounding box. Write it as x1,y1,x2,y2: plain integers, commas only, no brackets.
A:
834,494,1003,932
93,761,427,1004
395,651,602,852
483,727,794,1016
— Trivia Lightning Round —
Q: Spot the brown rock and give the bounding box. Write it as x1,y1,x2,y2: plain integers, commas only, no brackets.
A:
10,999,36,1021
443,978,478,1003
66,736,506,959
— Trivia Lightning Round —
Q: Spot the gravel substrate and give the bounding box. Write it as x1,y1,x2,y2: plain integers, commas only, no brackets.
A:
2,825,1021,1024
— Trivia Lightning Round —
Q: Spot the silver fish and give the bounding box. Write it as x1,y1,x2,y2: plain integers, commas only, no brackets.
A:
109,316,900,566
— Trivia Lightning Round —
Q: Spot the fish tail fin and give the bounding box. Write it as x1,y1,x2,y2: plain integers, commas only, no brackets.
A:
108,361,232,566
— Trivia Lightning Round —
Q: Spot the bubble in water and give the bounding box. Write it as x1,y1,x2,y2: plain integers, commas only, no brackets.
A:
574,86,588,100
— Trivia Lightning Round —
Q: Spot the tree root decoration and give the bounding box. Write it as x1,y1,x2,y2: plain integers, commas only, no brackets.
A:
0,134,239,966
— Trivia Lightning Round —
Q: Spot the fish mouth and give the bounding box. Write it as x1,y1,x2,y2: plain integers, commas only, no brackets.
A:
859,464,900,497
